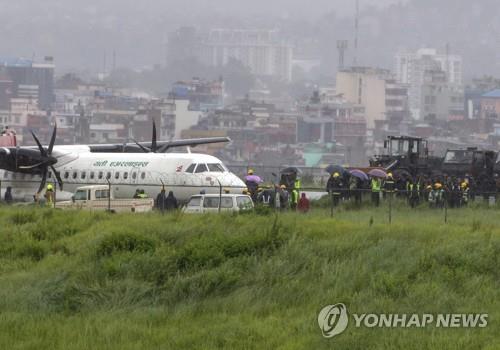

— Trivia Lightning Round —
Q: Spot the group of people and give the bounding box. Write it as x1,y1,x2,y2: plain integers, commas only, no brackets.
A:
153,188,178,212
244,169,310,213
326,171,476,209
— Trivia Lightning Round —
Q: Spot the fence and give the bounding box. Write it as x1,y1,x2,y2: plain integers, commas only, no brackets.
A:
260,187,499,225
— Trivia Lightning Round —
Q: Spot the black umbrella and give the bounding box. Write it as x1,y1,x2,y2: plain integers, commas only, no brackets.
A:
325,164,347,176
281,167,301,175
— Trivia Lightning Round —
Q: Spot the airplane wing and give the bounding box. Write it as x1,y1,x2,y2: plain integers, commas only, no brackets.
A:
87,136,231,153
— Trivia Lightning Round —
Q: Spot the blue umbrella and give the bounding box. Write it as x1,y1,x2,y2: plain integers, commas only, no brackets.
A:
326,165,347,175
349,169,369,181
368,169,388,179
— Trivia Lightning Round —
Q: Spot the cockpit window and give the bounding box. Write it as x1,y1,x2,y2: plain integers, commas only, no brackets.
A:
207,163,225,172
186,164,196,173
195,164,208,173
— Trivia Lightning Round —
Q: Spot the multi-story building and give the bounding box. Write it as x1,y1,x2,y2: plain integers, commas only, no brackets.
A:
480,89,500,119
420,69,464,122
171,78,224,112
395,48,463,119
336,67,391,129
200,29,293,82
0,57,55,111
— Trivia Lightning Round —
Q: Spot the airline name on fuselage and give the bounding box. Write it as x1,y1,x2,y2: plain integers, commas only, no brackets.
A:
92,160,150,167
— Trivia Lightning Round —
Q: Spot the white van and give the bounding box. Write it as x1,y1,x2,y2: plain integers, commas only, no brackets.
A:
183,194,254,214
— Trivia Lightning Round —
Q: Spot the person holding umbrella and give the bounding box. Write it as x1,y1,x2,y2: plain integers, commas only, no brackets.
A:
327,172,344,207
245,169,263,202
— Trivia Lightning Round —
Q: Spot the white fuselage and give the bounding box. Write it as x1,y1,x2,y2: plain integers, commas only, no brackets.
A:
0,146,246,202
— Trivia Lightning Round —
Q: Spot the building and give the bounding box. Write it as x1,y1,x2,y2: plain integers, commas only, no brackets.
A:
0,57,55,110
395,48,463,119
200,29,293,82
171,78,224,112
480,89,500,119
420,69,464,122
336,67,391,129
166,27,201,65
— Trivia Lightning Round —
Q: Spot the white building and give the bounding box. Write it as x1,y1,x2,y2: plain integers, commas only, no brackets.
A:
200,29,293,82
395,48,463,119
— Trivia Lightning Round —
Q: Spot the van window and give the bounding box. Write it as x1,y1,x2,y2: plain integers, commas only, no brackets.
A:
237,196,253,210
203,196,233,208
185,164,196,173
74,190,88,201
195,164,208,173
95,189,110,199
187,196,202,207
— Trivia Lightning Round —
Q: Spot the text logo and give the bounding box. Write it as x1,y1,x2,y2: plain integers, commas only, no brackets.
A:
318,303,349,338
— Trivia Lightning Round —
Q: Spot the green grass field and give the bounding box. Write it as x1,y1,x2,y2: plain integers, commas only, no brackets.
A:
0,204,499,349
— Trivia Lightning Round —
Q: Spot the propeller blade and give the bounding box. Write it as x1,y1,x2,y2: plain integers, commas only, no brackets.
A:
31,131,47,157
152,120,157,153
36,170,48,195
47,123,57,155
50,165,64,190
19,162,45,169
133,139,151,153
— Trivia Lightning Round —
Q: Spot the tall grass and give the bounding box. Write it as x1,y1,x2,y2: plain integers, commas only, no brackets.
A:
0,206,498,349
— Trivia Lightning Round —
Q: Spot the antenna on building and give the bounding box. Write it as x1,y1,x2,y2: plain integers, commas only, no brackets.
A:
445,43,450,83
337,40,348,71
353,0,360,66
103,50,107,75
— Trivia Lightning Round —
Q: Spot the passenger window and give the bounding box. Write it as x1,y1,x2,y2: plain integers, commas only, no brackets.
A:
48,171,52,178
186,164,196,173
98,171,103,180
81,172,86,179
132,172,137,180
90,172,95,180
115,172,120,180
72,171,77,179
64,171,69,179
106,172,111,180
195,164,208,173
141,172,146,180
123,172,128,180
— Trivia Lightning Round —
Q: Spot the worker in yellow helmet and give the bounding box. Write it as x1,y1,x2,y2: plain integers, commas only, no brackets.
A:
44,184,54,207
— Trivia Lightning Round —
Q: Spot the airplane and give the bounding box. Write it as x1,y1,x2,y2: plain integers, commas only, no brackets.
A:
0,122,247,202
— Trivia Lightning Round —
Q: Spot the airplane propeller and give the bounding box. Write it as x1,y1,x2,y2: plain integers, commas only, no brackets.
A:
134,120,163,153
26,125,64,194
